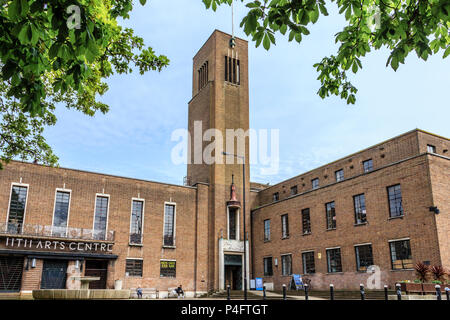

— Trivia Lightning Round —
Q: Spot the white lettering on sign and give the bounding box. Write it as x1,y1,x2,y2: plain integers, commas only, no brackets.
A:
3,237,113,253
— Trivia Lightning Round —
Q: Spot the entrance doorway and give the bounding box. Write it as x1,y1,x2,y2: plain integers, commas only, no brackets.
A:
41,260,68,289
84,260,108,289
224,254,242,290
0,256,23,292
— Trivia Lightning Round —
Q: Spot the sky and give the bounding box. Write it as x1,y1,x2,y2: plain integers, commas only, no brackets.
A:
44,0,450,186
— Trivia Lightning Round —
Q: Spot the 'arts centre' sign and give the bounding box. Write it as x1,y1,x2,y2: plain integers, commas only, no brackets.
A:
2,237,113,253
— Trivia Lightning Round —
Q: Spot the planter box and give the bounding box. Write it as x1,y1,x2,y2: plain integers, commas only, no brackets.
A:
399,283,450,293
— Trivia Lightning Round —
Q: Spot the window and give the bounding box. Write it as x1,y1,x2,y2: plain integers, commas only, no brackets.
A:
363,159,373,173
225,56,240,85
311,178,319,190
273,192,279,202
326,202,336,230
198,61,209,91
160,260,176,278
94,195,109,240
52,191,70,237
264,219,271,241
326,248,342,273
263,257,273,276
130,200,144,244
302,208,311,235
355,244,373,272
302,251,315,274
387,184,403,217
335,169,344,182
427,144,436,153
390,239,413,270
281,214,289,239
281,254,292,276
7,185,28,234
353,194,367,224
228,207,237,240
290,186,298,196
163,204,176,246
125,259,143,277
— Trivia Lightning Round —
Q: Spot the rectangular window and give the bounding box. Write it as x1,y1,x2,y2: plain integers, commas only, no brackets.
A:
427,144,436,153
290,186,298,195
264,219,270,241
225,56,240,85
94,195,109,240
326,201,336,230
353,194,367,224
312,178,319,190
326,248,342,273
125,259,143,277
355,244,373,272
387,184,403,217
273,192,279,202
163,204,175,246
52,191,70,237
363,159,373,173
7,185,28,234
263,257,273,276
130,200,144,244
228,207,237,240
281,214,289,239
302,208,311,235
198,61,208,91
302,251,315,274
160,260,176,278
281,254,292,276
390,239,413,270
335,169,344,182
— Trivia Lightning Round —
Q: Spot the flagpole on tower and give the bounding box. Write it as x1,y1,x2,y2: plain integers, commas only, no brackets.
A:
230,0,236,48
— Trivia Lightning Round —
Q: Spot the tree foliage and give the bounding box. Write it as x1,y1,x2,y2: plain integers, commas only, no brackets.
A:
0,0,168,167
203,0,450,104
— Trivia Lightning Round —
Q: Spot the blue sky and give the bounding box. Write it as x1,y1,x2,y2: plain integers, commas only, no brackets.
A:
45,1,450,186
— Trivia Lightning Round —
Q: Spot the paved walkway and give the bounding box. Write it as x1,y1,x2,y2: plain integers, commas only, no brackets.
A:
251,290,325,300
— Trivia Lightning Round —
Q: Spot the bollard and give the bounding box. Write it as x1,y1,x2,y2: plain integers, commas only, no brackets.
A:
263,286,266,300
445,287,449,301
329,284,334,300
227,285,231,300
360,284,365,300
396,283,402,301
282,284,287,300
384,285,388,301
304,284,309,301
435,285,442,300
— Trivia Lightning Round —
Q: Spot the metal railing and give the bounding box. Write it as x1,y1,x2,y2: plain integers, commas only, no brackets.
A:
0,222,115,241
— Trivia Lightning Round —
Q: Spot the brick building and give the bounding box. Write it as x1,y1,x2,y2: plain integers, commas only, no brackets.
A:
0,30,448,296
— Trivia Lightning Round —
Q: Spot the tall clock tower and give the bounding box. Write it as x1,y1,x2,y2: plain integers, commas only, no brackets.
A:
187,30,250,291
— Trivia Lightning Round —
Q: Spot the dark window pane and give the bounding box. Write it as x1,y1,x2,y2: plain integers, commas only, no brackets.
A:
52,191,70,237
94,196,108,240
290,186,298,195
8,186,28,233
229,208,237,240
264,257,273,276
390,240,413,270
312,178,319,190
326,202,336,229
353,194,367,224
160,260,176,278
281,255,292,276
363,159,373,173
126,259,143,277
302,208,311,234
130,200,144,244
264,219,270,241
164,204,175,246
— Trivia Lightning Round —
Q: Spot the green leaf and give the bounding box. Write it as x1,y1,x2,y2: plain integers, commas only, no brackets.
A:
263,34,270,50
8,0,21,19
139,0,147,5
443,46,450,59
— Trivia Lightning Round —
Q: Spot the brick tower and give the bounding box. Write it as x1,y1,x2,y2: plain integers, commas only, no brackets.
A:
187,30,250,292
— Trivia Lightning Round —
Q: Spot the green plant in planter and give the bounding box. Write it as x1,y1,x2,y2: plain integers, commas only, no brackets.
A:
414,262,430,283
413,279,421,284
431,280,443,284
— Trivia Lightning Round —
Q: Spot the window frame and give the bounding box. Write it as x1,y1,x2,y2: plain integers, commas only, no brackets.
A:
325,201,336,230
273,192,279,202
227,207,239,241
93,193,110,240
51,188,72,237
125,258,143,277
354,244,374,272
302,251,315,274
389,238,413,270
311,178,319,190
160,259,177,278
263,256,273,277
281,254,292,276
290,185,298,196
335,169,344,182
263,219,271,242
363,159,374,173
387,184,404,218
326,247,342,273
129,198,145,245
6,183,30,233
427,144,436,153
301,208,311,235
353,193,367,224
163,202,177,247
281,214,289,239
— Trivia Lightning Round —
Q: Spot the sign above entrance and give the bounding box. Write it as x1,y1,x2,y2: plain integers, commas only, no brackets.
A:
2,237,113,253
222,239,244,252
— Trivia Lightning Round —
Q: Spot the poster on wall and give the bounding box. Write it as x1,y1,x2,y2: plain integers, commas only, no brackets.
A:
255,278,264,291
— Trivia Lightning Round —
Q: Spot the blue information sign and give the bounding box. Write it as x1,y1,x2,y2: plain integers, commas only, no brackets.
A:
255,278,264,291
292,274,303,290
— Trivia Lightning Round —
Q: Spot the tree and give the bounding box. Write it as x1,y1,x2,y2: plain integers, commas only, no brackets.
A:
204,0,450,104
0,0,169,168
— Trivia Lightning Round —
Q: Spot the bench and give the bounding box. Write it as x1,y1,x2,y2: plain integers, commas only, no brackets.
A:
167,287,185,299
130,288,159,299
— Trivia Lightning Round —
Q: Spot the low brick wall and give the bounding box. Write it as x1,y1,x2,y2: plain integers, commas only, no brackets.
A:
32,289,130,300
